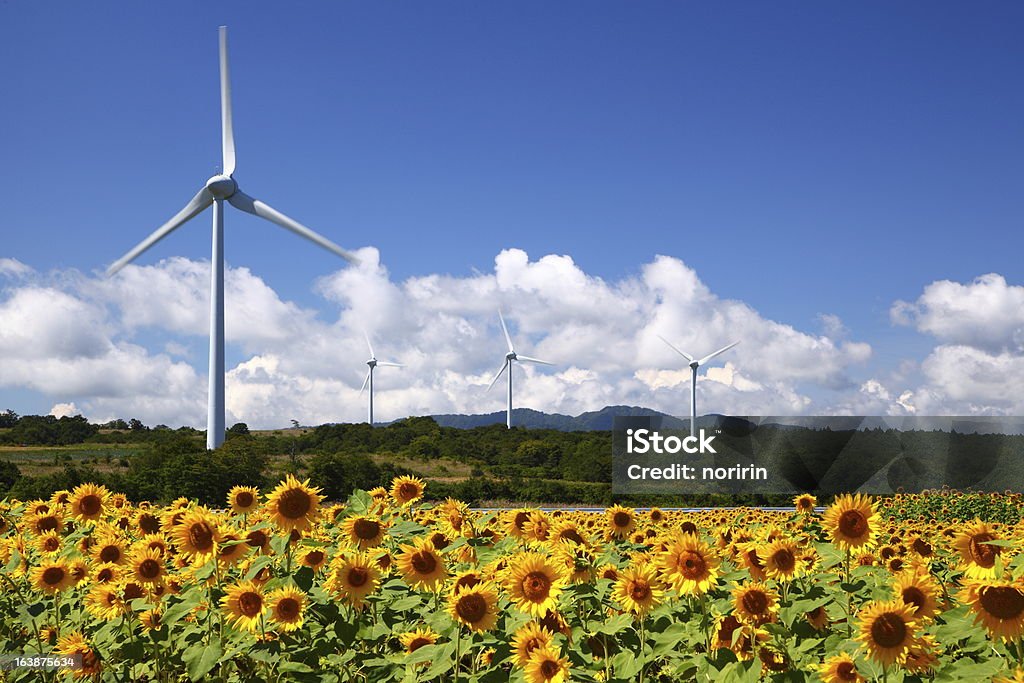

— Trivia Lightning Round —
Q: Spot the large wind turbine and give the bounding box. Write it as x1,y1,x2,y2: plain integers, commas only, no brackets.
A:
486,311,553,429
657,336,740,435
359,333,403,426
106,27,359,450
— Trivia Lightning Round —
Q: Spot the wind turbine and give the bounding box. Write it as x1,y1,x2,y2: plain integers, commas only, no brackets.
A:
359,333,403,426
106,27,359,450
486,311,553,429
657,336,740,435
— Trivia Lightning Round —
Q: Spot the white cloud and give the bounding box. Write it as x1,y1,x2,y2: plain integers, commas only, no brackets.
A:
0,258,33,279
0,249,888,428
49,402,80,418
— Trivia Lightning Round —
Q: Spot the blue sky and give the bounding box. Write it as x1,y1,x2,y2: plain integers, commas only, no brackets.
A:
1,2,1022,426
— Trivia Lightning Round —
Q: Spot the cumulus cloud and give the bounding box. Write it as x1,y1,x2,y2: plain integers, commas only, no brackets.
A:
0,249,884,428
49,402,80,418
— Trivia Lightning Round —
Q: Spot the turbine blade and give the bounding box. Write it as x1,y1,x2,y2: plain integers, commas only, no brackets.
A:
106,187,214,276
363,330,375,359
219,26,236,176
358,369,370,395
498,309,514,353
376,361,403,367
656,334,694,362
228,190,359,264
515,355,553,366
485,361,508,391
697,340,740,366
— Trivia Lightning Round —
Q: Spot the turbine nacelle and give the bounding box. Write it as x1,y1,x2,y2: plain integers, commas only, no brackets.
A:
367,358,377,368
205,174,238,199
506,352,517,362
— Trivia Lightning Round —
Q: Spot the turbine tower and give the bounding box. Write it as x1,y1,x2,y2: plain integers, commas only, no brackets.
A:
359,333,403,426
106,27,359,450
657,336,740,435
486,311,553,429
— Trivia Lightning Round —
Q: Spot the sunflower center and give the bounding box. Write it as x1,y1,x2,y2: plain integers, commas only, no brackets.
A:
540,660,560,678
630,581,652,601
838,510,868,538
305,550,325,566
408,637,431,652
836,661,858,680
79,494,102,516
979,585,1024,620
612,512,631,528
235,491,255,508
99,546,121,563
278,489,312,519
348,567,369,587
37,516,60,533
138,559,161,579
188,522,215,552
560,529,584,545
912,538,932,557
123,582,145,601
246,529,268,548
456,574,481,591
742,590,769,615
746,549,764,569
678,551,706,578
870,612,908,648
139,514,160,534
97,567,114,583
43,537,60,552
398,483,419,501
353,518,381,540
651,510,663,522
455,593,488,623
42,566,66,586
771,548,796,572
411,551,438,575
969,533,998,567
238,591,263,617
514,512,530,530
717,615,741,643
276,597,300,620
523,572,552,600
680,521,698,535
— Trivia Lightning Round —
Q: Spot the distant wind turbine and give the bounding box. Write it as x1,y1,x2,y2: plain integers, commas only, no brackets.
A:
486,311,553,429
657,336,740,435
359,333,403,426
106,26,359,450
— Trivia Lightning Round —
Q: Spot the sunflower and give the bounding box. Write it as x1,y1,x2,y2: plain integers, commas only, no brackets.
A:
450,569,483,594
823,494,878,552
341,515,388,549
612,563,663,617
390,475,425,507
35,530,62,555
31,560,73,594
169,508,221,563
396,537,447,591
523,510,551,543
903,634,939,675
135,510,162,536
554,543,597,584
606,505,637,540
265,475,322,532
995,670,1024,683
960,578,1024,641
27,510,63,535
68,483,109,523
732,582,779,626
448,583,499,632
793,493,817,514
817,652,866,683
758,538,802,582
139,608,163,631
266,585,306,632
511,622,555,667
658,533,721,595
68,558,89,585
132,533,169,558
299,545,329,572
506,509,532,540
953,520,1003,579
85,583,124,620
805,605,830,631
327,552,381,608
597,563,619,581
855,599,918,668
221,580,266,632
56,631,101,679
893,569,940,621
737,542,768,581
129,548,166,585
524,647,570,683
399,627,438,655
227,485,261,514
505,552,568,617
550,520,590,547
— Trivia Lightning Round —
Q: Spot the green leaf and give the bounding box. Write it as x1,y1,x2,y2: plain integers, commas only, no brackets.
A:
612,650,643,679
183,642,223,681
421,640,457,679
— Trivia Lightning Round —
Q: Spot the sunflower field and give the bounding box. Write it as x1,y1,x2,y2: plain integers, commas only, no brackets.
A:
2,478,1024,682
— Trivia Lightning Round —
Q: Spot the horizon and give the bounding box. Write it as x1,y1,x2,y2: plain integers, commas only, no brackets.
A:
2,3,1023,429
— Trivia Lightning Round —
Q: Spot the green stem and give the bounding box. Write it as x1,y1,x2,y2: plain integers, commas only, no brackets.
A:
454,626,461,683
